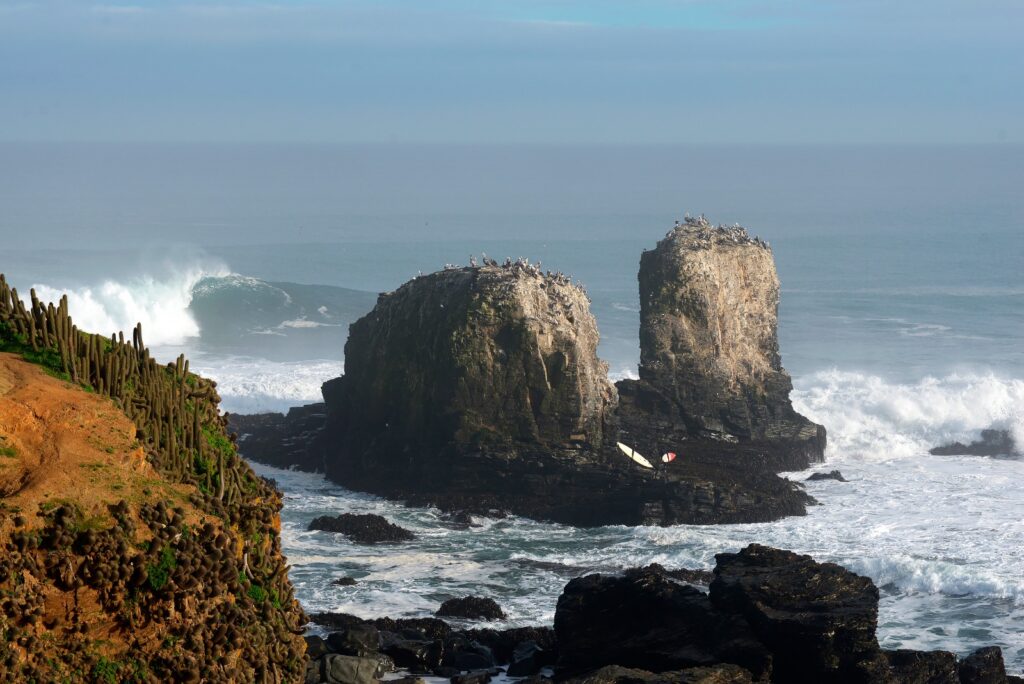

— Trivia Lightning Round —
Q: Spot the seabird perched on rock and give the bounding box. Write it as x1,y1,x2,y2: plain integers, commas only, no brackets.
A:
469,255,478,268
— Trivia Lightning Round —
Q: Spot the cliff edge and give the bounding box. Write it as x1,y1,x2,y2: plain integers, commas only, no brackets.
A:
0,276,306,683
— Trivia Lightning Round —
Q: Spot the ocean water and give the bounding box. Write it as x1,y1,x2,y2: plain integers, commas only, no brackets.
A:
1,143,1022,672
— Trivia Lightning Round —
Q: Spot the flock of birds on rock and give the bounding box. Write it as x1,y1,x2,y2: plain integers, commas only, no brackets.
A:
440,253,578,289
670,213,770,250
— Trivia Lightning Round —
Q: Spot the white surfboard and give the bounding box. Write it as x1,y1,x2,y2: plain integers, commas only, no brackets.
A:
617,442,654,469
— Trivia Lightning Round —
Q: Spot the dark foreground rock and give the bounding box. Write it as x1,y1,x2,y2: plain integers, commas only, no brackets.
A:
885,649,959,683
958,646,1010,684
554,566,772,678
305,545,1018,684
642,563,715,585
563,664,755,683
437,596,506,621
709,544,884,682
807,469,848,482
930,429,1018,457
308,513,415,543
304,612,556,682
550,544,1019,684
235,219,825,528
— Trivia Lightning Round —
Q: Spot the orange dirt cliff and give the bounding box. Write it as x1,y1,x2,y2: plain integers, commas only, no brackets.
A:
0,274,306,683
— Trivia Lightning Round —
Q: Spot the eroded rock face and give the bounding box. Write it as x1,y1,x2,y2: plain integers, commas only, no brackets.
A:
325,264,615,465
632,217,825,465
709,544,883,683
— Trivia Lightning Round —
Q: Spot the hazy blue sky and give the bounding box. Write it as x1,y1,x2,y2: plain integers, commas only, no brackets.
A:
1,0,1021,143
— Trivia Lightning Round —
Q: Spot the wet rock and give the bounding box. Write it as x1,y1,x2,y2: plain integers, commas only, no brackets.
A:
806,470,847,482
884,649,959,683
306,659,322,684
930,429,1018,457
463,626,557,664
642,562,715,585
307,513,415,544
229,403,328,471
507,640,546,677
451,671,492,684
554,566,771,678
442,636,496,671
437,596,506,621
442,511,479,529
958,646,1008,684
305,635,332,659
320,654,384,684
325,624,381,657
709,544,883,683
381,634,445,672
332,576,358,586
563,664,754,684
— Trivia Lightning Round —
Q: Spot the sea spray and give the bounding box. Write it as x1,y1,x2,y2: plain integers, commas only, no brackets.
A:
30,261,230,346
793,370,1024,459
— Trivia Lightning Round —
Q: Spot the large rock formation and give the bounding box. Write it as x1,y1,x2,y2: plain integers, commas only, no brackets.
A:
298,255,813,526
323,263,616,465
620,216,825,470
235,218,825,526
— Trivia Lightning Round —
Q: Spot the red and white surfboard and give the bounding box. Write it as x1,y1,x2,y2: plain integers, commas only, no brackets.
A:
661,452,677,463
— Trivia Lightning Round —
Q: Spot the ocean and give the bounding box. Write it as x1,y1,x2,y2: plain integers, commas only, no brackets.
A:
1,142,1022,671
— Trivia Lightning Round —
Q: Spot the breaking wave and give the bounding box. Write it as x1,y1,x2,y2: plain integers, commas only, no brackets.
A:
793,370,1024,459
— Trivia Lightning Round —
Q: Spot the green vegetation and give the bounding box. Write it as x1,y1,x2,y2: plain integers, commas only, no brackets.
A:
0,446,16,458
0,322,69,381
247,584,267,603
91,656,120,684
146,545,177,591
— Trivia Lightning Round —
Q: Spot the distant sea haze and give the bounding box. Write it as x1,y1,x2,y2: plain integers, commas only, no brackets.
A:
1,142,1021,672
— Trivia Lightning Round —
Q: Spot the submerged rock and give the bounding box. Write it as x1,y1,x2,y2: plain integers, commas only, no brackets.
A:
436,596,506,621
806,470,847,482
308,513,415,544
930,429,1018,457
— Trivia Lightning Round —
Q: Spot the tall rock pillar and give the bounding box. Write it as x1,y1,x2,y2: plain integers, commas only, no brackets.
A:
637,217,823,451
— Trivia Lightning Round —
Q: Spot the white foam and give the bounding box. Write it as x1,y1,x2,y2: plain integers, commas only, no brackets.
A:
30,260,230,347
793,370,1024,459
188,356,343,413
609,367,639,382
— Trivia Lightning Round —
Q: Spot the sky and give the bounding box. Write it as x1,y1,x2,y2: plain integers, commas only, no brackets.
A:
0,0,1021,144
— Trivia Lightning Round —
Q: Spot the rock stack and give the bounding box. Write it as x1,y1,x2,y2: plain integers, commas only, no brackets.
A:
620,218,825,470
233,219,826,526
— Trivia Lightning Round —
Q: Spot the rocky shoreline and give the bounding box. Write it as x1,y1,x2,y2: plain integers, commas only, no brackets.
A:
231,218,825,527
299,544,1021,684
